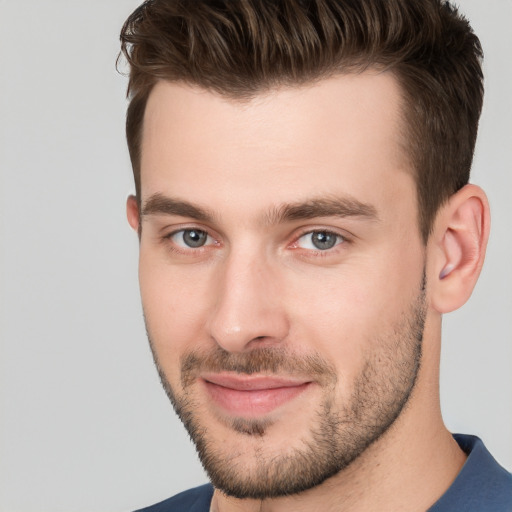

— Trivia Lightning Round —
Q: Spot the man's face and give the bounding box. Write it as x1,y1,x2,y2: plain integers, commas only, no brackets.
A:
134,73,428,498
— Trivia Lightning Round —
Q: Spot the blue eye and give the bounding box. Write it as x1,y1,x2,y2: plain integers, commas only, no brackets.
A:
171,229,211,248
296,231,344,251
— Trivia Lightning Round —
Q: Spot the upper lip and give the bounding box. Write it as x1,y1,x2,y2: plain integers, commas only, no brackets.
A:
201,373,311,391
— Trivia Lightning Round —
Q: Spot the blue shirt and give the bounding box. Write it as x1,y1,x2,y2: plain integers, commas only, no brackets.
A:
136,434,512,511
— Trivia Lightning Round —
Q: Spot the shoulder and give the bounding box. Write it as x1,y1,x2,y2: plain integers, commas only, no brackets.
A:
134,484,214,512
429,434,512,511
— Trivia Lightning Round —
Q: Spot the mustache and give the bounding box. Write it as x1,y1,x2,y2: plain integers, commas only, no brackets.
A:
180,346,337,389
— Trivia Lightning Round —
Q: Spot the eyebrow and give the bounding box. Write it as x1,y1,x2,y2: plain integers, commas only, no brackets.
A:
141,193,379,225
265,197,379,225
141,193,216,222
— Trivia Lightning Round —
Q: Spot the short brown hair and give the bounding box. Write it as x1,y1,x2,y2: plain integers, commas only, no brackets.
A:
119,0,483,242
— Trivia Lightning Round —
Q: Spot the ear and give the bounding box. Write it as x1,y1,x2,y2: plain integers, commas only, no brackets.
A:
428,184,490,313
126,195,140,233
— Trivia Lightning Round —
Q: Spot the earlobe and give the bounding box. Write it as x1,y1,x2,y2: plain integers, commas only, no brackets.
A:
126,195,140,233
429,185,490,314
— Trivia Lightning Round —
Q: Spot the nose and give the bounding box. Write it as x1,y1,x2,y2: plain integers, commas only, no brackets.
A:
207,250,289,353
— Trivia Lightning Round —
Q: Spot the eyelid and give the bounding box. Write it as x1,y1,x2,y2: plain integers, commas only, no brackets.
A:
160,221,216,238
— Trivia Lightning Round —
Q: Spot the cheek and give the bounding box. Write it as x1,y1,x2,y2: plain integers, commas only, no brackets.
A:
287,276,372,387
139,254,213,373
287,250,423,377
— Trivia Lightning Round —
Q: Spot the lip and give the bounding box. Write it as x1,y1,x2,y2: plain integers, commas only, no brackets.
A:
201,373,312,417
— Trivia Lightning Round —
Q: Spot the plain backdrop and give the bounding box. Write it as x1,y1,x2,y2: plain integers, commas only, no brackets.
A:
1,1,511,511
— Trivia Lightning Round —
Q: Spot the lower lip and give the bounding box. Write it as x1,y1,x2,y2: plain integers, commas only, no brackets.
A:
203,380,311,417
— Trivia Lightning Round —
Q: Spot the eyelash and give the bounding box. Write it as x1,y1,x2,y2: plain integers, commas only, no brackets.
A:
161,227,349,257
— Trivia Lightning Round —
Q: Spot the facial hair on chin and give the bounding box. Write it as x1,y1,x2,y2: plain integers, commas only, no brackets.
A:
144,275,426,500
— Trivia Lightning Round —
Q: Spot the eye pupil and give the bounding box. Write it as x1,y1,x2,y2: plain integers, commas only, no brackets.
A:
183,229,207,248
312,231,337,250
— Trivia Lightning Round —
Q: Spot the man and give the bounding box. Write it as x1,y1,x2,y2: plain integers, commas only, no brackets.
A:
119,0,512,510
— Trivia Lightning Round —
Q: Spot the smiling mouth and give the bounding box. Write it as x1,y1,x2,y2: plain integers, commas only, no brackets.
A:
201,373,312,417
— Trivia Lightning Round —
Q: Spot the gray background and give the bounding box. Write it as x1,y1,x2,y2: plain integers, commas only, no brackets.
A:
0,1,510,511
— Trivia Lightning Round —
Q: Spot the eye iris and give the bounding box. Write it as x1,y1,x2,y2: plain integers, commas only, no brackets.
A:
312,231,337,250
183,229,207,248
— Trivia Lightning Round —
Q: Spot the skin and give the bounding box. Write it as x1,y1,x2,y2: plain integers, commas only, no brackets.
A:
127,71,490,512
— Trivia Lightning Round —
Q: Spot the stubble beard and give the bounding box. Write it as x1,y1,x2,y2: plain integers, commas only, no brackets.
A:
145,281,426,500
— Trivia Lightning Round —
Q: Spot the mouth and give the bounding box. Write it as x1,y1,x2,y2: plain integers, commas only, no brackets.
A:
201,373,312,417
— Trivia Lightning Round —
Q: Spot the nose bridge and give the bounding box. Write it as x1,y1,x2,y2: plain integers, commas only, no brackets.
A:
208,244,288,352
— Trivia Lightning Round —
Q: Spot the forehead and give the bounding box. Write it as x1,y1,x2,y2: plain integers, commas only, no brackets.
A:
140,72,413,220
